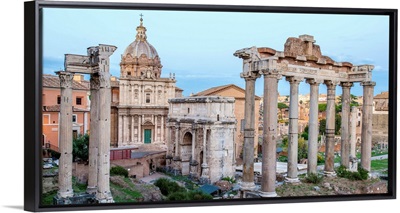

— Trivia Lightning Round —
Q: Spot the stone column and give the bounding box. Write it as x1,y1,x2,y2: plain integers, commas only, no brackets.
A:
131,116,134,144
260,72,279,197
118,115,123,146
138,115,142,143
123,115,129,143
340,82,353,168
350,106,357,158
87,73,100,194
324,80,337,176
200,127,210,183
96,71,113,203
56,71,74,199
161,115,164,142
190,126,197,177
240,73,259,191
155,115,158,142
306,79,321,175
285,76,302,183
361,81,375,171
173,124,181,173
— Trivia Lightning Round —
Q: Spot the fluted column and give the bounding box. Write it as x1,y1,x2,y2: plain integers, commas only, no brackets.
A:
361,81,375,171
96,71,113,203
56,71,74,199
324,80,337,176
350,106,357,158
138,115,142,143
200,127,209,183
161,115,164,142
240,73,259,191
118,115,123,146
340,82,353,168
173,124,181,173
260,72,280,197
87,73,100,194
285,76,302,183
306,79,321,175
190,126,197,177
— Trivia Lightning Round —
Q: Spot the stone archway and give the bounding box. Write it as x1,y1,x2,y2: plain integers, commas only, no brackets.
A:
180,132,193,175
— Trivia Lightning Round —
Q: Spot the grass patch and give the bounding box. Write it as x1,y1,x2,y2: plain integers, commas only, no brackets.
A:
336,165,368,181
72,177,87,193
304,173,324,184
42,191,57,205
371,159,388,171
110,182,142,202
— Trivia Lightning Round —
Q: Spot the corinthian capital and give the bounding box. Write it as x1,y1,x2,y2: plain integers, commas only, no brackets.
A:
306,78,323,85
324,80,339,89
286,76,304,85
360,81,376,87
340,82,354,88
57,71,74,89
240,71,260,80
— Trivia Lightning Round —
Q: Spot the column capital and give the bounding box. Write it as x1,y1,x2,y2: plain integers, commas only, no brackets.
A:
57,71,74,89
260,69,281,78
90,73,100,90
240,71,261,80
360,81,376,87
286,76,303,85
98,72,111,88
306,78,323,85
340,82,354,88
324,80,339,89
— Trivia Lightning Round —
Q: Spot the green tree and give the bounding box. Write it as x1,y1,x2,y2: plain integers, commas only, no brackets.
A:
73,134,89,162
319,119,326,135
298,137,308,161
277,102,289,120
318,103,327,112
335,114,341,135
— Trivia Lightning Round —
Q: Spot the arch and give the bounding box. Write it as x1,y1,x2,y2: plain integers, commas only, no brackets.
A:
182,132,192,145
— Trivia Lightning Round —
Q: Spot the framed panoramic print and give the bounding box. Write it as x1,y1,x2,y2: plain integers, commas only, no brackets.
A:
24,0,397,212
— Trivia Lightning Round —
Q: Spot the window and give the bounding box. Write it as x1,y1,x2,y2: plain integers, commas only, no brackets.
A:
57,96,61,104
146,93,150,103
76,97,82,105
127,71,131,76
188,108,190,114
72,114,77,123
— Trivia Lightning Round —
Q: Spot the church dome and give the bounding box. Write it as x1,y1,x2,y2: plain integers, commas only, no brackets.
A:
122,16,159,59
120,15,163,79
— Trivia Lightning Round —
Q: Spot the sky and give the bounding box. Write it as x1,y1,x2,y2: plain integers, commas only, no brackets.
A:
42,8,390,97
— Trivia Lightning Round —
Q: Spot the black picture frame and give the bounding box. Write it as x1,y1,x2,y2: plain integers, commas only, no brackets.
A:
24,0,397,212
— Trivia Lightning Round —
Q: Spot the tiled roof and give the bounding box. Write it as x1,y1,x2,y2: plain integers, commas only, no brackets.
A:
194,84,261,99
374,91,389,99
43,74,89,90
175,86,184,91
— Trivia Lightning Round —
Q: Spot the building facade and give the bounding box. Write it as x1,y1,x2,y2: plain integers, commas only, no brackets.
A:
111,17,182,150
42,74,90,151
167,96,236,184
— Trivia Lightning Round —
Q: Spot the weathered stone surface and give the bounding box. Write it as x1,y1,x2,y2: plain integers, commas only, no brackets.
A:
215,180,233,192
362,181,387,194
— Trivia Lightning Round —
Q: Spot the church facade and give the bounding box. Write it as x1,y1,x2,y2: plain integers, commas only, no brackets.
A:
110,17,182,149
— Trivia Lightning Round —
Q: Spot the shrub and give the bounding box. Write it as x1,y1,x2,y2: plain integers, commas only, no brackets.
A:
305,173,323,184
278,155,288,162
154,178,185,196
336,165,369,181
221,176,236,184
110,166,128,178
317,153,325,164
72,134,89,162
187,190,213,200
167,190,213,201
167,191,188,201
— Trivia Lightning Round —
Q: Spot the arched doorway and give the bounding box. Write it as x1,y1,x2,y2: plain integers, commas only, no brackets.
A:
180,132,192,175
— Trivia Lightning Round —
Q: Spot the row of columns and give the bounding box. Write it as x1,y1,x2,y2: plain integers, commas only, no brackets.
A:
57,70,113,203
241,69,375,196
117,114,166,145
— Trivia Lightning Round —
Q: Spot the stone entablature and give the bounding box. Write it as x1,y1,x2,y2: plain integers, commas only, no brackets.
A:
167,96,236,184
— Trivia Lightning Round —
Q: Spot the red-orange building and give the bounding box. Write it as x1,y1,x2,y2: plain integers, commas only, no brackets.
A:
42,74,90,151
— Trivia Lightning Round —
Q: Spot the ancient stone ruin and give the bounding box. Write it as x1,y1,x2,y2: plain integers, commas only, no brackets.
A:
56,44,116,204
234,35,375,197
